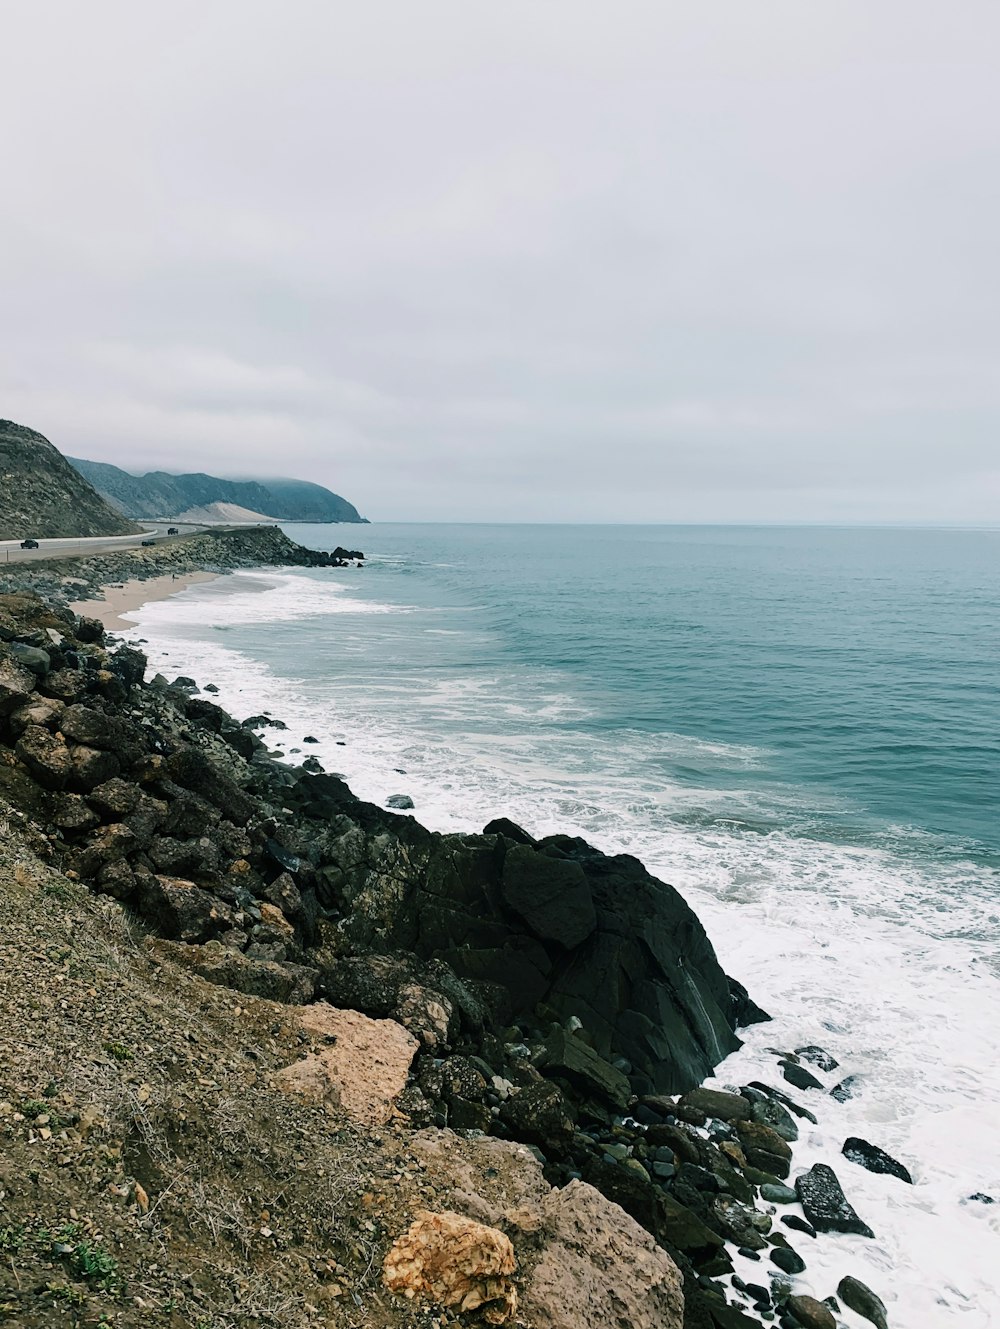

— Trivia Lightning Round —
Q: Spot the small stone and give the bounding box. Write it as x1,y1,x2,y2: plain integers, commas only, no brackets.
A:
781,1061,824,1092
760,1183,797,1204
781,1215,816,1238
837,1275,888,1329
386,794,414,810
786,1293,836,1329
794,1045,839,1072
769,1245,805,1275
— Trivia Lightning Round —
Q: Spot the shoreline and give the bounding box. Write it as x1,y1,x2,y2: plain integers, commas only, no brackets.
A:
69,570,220,630
1,532,995,1324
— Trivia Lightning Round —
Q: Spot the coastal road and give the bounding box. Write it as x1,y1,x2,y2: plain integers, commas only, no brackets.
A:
0,525,197,565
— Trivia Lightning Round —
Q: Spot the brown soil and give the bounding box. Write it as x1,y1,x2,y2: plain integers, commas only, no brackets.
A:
0,801,523,1329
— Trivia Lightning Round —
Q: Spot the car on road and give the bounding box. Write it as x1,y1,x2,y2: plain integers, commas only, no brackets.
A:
20,538,39,549
166,527,179,535
140,539,155,547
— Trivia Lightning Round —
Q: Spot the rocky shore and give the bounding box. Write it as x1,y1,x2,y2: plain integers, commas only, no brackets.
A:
0,525,365,611
0,537,899,1329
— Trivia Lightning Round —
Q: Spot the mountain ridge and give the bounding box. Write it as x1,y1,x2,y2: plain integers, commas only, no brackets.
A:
69,456,368,524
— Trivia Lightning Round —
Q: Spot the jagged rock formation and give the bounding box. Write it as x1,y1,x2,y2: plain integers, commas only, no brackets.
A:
0,420,140,540
70,456,367,523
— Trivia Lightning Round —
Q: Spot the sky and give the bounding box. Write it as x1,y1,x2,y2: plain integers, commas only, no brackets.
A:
1,2,998,523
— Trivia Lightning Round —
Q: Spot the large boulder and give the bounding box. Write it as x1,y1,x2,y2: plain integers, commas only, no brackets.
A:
523,1180,683,1329
842,1136,912,1183
795,1164,874,1237
382,1211,517,1324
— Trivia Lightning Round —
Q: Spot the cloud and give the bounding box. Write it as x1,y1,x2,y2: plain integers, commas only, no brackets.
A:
1,1,998,521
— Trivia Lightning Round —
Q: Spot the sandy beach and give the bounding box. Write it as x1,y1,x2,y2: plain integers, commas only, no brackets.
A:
69,570,219,630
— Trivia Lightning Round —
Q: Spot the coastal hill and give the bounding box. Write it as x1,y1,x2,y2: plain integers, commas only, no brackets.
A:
0,420,141,541
70,456,368,524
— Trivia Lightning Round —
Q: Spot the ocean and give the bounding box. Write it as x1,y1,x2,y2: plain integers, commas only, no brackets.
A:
123,522,1000,1326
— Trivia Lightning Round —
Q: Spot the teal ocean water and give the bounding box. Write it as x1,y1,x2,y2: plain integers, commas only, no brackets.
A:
126,524,1000,1325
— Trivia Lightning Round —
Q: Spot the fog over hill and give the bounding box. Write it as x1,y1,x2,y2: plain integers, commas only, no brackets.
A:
70,457,367,524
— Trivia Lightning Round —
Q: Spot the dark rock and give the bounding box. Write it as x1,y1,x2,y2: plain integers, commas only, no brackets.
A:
728,976,771,1026
645,1122,701,1165
58,704,114,748
68,744,120,792
781,1214,816,1238
842,1137,912,1183
386,793,415,810
759,1183,797,1204
38,667,89,702
242,713,287,729
500,1081,575,1149
745,1081,818,1123
785,1294,836,1329
968,1192,995,1204
15,725,72,788
75,615,105,644
794,1045,839,1072
736,1120,792,1161
680,1088,752,1122
795,1164,874,1237
159,942,317,1003
483,816,536,845
709,1196,767,1249
747,1092,798,1142
781,1060,824,1091
0,655,36,715
265,837,302,874
830,1074,862,1102
135,874,234,943
50,793,100,833
8,643,50,676
538,1026,631,1110
500,843,597,948
837,1276,888,1329
769,1244,805,1275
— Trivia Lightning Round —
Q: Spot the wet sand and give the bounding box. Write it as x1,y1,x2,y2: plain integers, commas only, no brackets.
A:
69,571,219,630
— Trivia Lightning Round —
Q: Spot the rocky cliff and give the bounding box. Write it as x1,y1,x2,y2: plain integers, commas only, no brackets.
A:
69,456,367,524
0,421,141,541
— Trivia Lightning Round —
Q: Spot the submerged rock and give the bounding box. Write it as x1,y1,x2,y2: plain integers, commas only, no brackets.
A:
842,1136,912,1183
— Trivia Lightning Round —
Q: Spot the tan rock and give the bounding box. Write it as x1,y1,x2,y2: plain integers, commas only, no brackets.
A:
382,1210,517,1324
410,1129,549,1228
258,902,294,935
522,1179,684,1329
274,1003,417,1126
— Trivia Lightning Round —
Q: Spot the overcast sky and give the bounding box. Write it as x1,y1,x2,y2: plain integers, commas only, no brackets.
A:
1,3,998,522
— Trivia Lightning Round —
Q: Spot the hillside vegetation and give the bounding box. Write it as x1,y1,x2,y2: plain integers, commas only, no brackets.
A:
0,422,140,541
70,458,367,524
